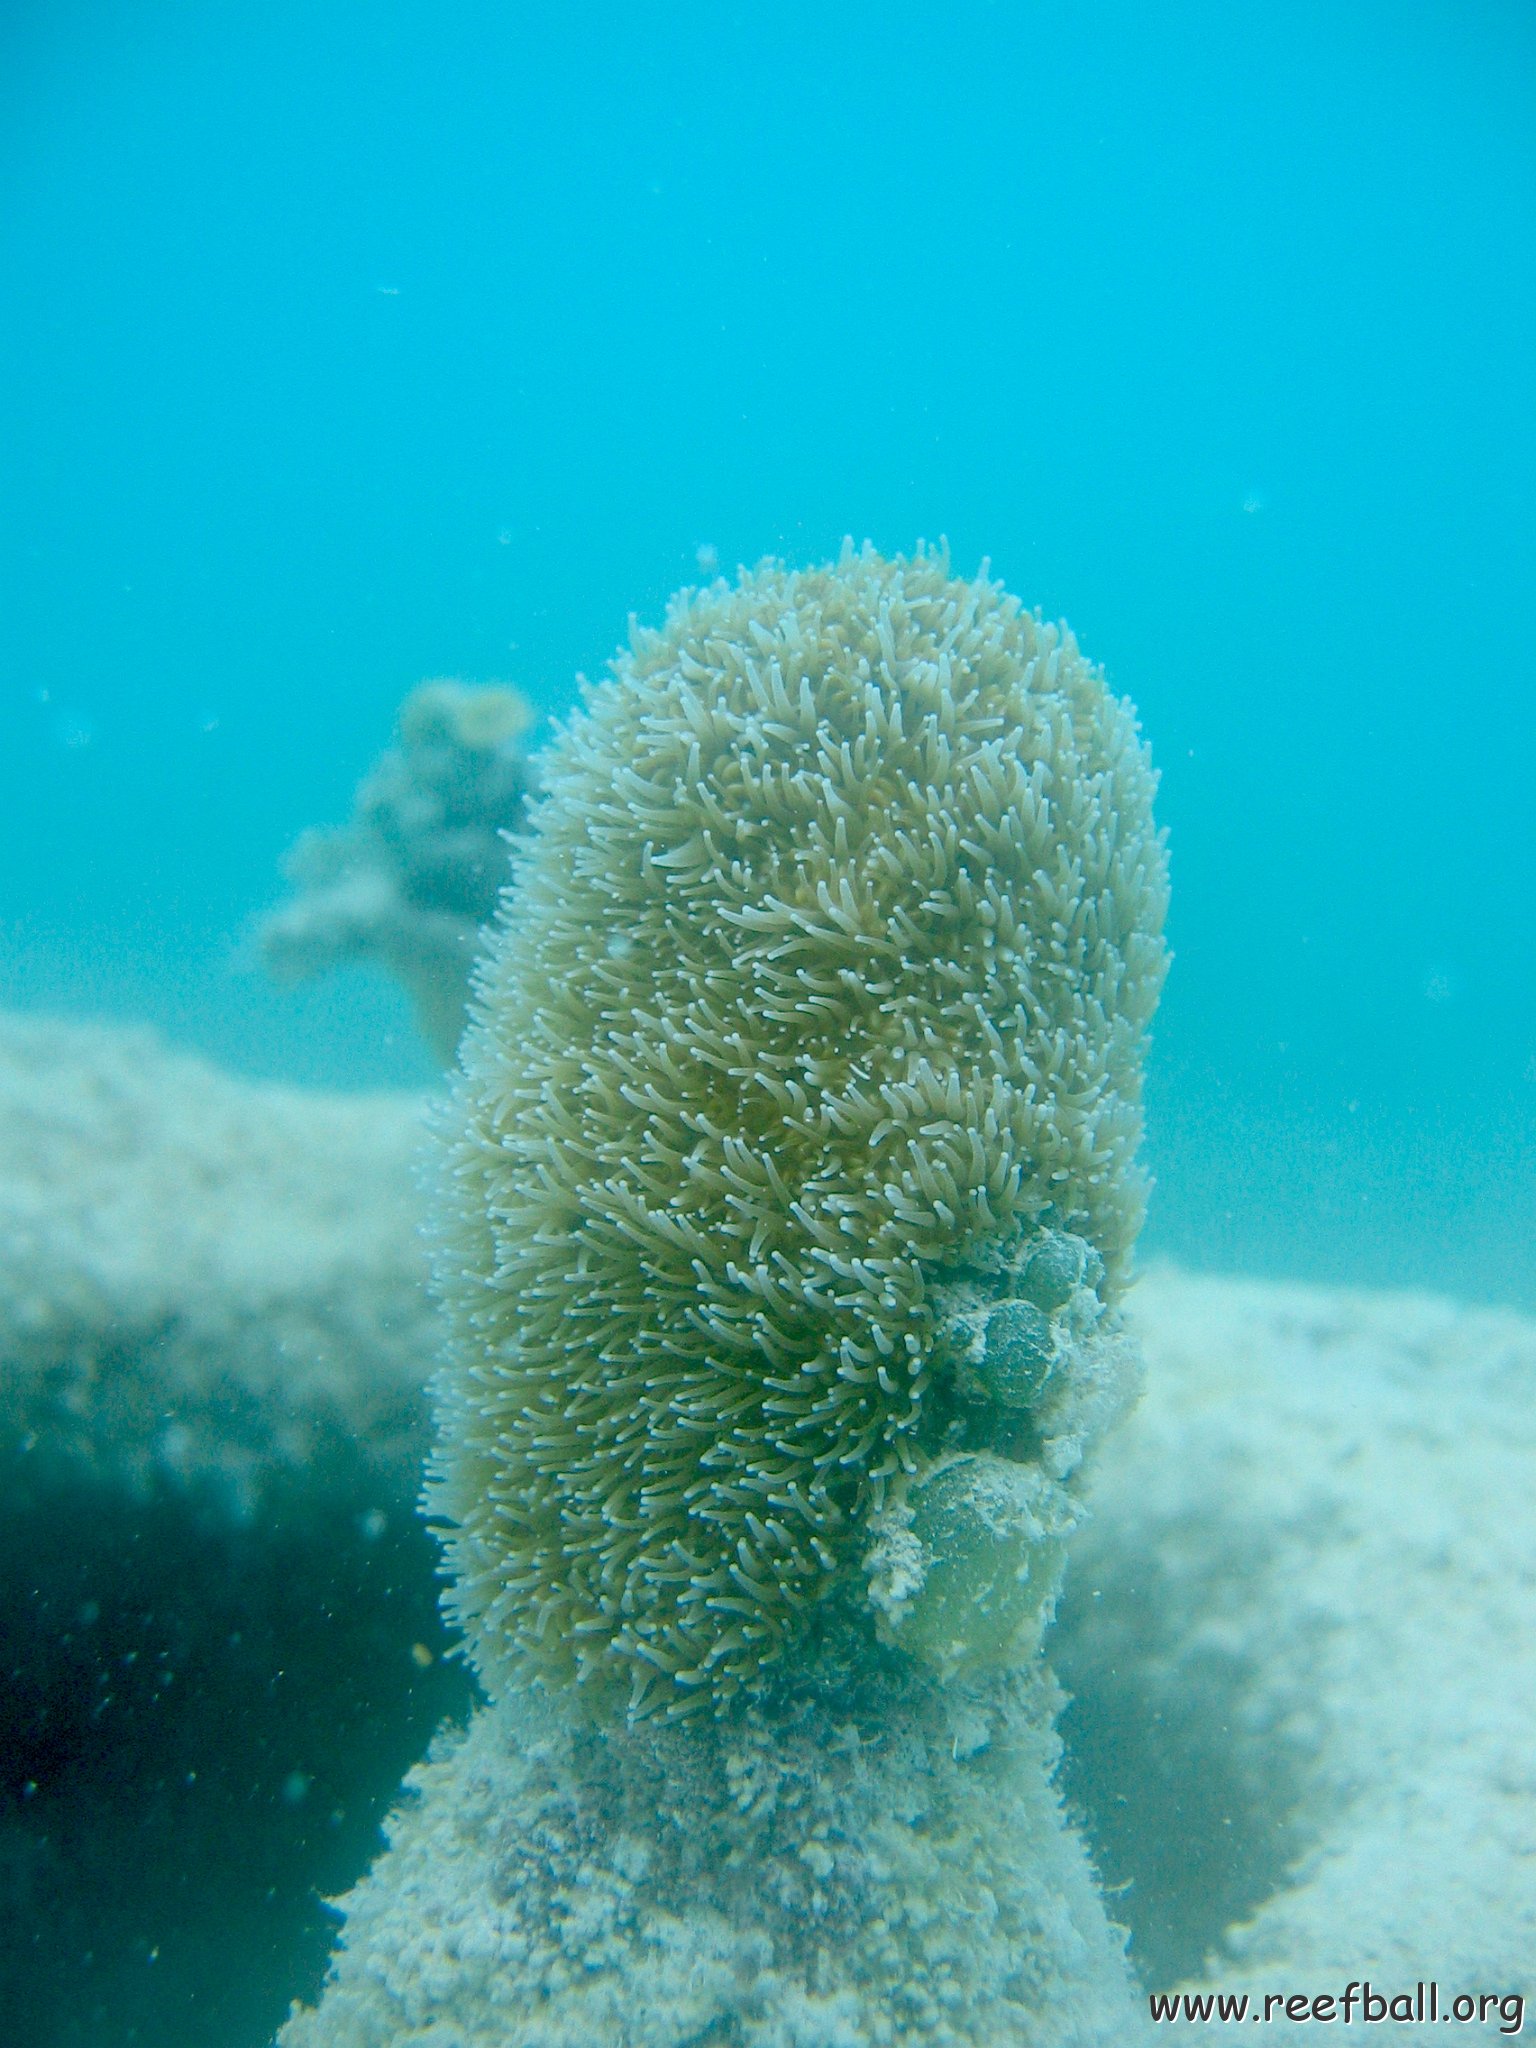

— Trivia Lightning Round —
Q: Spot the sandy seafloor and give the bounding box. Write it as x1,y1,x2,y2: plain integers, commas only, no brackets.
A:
3,1011,1532,2046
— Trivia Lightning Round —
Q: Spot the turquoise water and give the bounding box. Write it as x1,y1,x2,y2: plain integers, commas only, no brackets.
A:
3,0,1533,1305
2,6,1533,2044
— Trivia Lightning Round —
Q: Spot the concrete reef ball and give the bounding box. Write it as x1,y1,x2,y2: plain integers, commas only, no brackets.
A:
430,543,1168,1717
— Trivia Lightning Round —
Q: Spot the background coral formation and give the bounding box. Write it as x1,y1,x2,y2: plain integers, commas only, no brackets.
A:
259,680,536,1060
431,545,1169,1716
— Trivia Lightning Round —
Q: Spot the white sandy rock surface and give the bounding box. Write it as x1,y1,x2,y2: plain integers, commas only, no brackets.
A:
1063,1267,1536,2041
0,1012,435,1514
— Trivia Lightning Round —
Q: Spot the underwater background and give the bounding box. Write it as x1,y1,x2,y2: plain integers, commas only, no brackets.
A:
1,4,1534,2045
4,0,1534,1307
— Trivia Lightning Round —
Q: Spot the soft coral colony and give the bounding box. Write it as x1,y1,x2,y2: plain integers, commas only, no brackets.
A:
281,540,1169,2048
429,540,1169,1718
